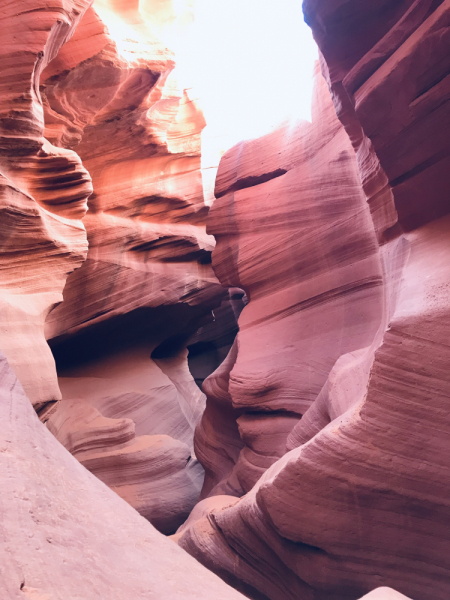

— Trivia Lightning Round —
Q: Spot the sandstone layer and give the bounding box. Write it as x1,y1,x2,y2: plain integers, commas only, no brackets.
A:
303,0,450,236
41,3,227,533
1,0,449,598
195,67,384,499
0,0,227,533
0,0,92,410
0,349,247,600
178,2,450,599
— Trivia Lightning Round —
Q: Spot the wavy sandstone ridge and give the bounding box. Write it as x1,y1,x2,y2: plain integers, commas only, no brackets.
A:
39,3,228,532
1,1,448,598
0,350,247,600
178,2,450,599
194,67,384,499
0,0,227,533
0,0,92,409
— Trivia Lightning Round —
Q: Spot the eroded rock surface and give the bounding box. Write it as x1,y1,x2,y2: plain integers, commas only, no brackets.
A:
178,3,450,599
195,67,384,498
0,0,227,533
303,0,450,236
0,0,92,409
40,3,227,532
0,350,246,600
1,0,449,598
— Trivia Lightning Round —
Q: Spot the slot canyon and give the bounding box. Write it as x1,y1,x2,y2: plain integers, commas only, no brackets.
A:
0,1,449,599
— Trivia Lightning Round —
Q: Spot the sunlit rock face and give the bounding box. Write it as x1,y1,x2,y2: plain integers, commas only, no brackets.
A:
39,3,227,533
178,3,450,599
2,0,449,597
0,0,227,534
194,68,384,499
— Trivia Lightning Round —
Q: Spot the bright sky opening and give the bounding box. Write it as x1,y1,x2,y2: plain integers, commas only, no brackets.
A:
160,0,318,168
95,0,318,201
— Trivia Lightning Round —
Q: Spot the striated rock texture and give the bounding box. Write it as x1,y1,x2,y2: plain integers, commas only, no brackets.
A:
39,3,226,533
195,68,384,499
178,3,450,599
0,0,226,533
0,349,247,600
303,0,450,237
2,0,449,597
0,0,92,410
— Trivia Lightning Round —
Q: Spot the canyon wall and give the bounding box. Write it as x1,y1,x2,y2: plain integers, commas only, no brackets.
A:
178,2,450,599
1,0,449,599
0,1,245,595
0,0,229,534
39,1,226,534
0,0,92,410
194,68,384,500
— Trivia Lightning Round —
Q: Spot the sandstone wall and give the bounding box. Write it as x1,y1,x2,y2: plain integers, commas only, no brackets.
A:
39,2,226,533
1,1,449,598
178,2,450,599
0,0,227,534
0,0,92,409
194,68,384,500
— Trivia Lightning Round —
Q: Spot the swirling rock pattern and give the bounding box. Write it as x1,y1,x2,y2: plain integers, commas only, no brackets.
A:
303,0,450,236
40,3,226,530
2,0,449,597
42,2,224,345
0,0,92,409
179,2,450,599
0,0,226,532
194,67,384,498
46,396,202,534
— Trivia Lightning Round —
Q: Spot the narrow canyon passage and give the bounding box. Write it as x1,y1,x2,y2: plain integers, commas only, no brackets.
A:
0,1,449,600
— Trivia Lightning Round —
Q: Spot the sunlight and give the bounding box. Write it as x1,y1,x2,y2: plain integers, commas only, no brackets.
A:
158,0,318,200
162,0,317,146
95,0,318,201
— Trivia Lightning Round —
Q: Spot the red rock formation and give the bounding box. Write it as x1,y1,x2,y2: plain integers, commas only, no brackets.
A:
303,0,450,236
179,3,450,600
2,0,449,597
0,0,226,532
42,3,223,344
38,4,226,532
0,0,92,409
194,67,384,498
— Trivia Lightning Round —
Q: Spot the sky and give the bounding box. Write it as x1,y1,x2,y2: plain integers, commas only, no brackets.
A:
96,0,319,202
160,0,318,167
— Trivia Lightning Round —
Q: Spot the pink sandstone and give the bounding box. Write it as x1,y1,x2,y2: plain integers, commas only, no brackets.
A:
194,66,384,499
0,0,225,533
0,0,92,409
177,2,450,599
0,0,449,598
0,349,247,600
